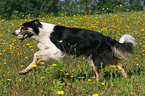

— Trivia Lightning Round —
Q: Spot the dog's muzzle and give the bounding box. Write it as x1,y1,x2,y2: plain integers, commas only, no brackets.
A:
12,31,17,36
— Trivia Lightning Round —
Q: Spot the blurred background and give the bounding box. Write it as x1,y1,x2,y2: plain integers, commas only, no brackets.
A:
0,0,145,19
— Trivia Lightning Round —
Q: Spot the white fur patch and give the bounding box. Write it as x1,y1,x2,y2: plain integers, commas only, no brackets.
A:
32,22,65,59
15,27,21,35
119,34,136,45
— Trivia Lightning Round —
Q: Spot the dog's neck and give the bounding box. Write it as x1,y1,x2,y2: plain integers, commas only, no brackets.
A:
32,22,56,42
32,22,57,50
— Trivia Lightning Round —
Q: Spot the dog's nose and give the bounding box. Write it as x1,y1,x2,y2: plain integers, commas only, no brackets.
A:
12,31,17,36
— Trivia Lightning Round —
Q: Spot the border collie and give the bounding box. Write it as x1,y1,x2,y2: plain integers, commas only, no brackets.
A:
12,19,135,82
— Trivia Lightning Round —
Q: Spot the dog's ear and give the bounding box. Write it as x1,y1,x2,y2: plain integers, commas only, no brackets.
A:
33,19,42,28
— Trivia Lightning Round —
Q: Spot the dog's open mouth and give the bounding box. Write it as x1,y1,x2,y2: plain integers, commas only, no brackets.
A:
19,32,34,42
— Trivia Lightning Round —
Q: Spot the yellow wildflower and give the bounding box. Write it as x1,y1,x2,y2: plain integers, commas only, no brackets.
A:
92,94,98,96
19,79,21,82
41,77,45,79
70,76,74,78
60,83,64,85
39,62,45,64
59,40,63,43
57,90,64,95
31,65,37,67
26,43,30,45
77,61,81,63
101,83,105,85
52,64,57,66
21,65,24,68
25,56,28,59
109,65,116,68
65,73,69,75
119,4,123,7
7,79,11,81
83,89,86,91
88,79,91,81
1,20,4,22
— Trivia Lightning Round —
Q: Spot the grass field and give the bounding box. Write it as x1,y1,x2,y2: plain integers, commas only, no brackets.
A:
0,11,145,96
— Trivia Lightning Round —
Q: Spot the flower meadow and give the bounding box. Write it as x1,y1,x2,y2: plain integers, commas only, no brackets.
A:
0,11,145,96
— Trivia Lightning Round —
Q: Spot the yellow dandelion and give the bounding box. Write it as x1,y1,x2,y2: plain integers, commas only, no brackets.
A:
25,56,28,59
72,69,75,72
77,61,81,63
70,76,74,78
57,90,64,95
58,22,61,25
7,79,11,81
0,53,2,55
21,65,24,68
119,4,123,7
59,40,63,43
41,77,45,79
109,65,116,68
92,94,98,96
65,73,69,75
52,64,57,66
88,79,91,81
19,79,21,82
26,43,30,45
83,89,86,91
101,83,105,85
31,65,37,67
60,83,64,85
39,62,45,64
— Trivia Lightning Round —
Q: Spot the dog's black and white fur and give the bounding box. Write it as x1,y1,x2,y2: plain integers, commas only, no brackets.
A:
13,19,135,82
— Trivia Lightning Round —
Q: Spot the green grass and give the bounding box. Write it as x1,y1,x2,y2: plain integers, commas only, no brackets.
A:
0,11,145,96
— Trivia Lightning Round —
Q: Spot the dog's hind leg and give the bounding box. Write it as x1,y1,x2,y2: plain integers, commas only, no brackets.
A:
117,62,128,78
89,59,99,82
92,63,99,82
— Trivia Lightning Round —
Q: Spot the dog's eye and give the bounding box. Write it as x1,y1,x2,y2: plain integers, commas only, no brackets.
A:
21,27,28,30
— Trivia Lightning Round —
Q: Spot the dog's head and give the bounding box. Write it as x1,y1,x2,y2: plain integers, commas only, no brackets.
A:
12,19,42,42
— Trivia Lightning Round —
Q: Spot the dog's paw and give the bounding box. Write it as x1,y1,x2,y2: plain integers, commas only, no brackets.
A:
18,69,28,74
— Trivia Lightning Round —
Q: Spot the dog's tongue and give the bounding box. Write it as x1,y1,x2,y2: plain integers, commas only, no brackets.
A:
24,34,28,38
20,34,28,42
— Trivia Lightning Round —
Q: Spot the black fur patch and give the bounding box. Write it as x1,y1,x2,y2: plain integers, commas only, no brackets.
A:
22,19,42,35
50,25,133,69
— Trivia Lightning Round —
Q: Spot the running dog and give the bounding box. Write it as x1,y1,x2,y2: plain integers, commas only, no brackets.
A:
12,19,135,82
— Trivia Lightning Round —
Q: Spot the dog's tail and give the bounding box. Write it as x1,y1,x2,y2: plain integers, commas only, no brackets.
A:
113,34,136,60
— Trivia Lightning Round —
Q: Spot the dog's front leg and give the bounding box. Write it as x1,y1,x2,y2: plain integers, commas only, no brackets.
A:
18,50,49,74
18,49,63,74
18,51,41,74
